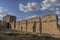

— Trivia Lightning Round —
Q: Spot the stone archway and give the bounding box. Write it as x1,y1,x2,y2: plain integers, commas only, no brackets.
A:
7,23,11,29
21,26,23,32
33,22,36,32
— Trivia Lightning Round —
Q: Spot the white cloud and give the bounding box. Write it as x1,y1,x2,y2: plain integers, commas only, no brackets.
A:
19,2,40,12
56,3,60,6
0,7,4,13
0,14,4,17
0,7,15,15
0,14,5,20
0,7,16,20
19,0,60,12
7,12,15,16
27,15,37,19
0,7,7,19
41,0,60,10
58,17,60,19
55,8,60,14
55,11,60,14
0,7,8,13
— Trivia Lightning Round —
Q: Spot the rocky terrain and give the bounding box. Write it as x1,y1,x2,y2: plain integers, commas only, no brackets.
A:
0,30,60,40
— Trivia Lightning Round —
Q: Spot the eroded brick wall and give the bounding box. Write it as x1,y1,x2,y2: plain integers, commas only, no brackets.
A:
15,17,41,34
27,17,41,34
19,20,27,32
41,14,60,35
16,20,27,32
3,15,16,30
0,21,9,31
15,21,20,31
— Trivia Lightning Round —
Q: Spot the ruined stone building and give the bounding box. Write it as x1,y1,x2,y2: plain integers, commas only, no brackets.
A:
3,15,16,30
0,14,60,36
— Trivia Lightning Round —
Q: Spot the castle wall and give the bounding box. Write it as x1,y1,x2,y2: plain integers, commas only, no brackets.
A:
15,21,20,31
0,21,9,31
27,17,41,34
16,20,27,32
2,14,60,36
41,14,60,35
19,20,27,32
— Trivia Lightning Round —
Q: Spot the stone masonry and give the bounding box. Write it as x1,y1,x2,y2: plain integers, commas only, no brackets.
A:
0,14,60,36
41,14,60,35
3,15,16,30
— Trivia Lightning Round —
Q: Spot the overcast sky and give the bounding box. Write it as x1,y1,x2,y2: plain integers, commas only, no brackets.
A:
0,0,60,24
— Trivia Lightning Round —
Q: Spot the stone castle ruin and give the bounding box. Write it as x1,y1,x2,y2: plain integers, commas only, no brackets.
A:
0,14,60,36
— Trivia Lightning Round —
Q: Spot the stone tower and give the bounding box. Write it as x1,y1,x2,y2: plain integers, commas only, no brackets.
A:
3,15,16,30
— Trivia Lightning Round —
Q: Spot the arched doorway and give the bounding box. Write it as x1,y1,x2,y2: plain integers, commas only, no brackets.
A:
21,26,23,31
7,23,11,29
33,22,36,32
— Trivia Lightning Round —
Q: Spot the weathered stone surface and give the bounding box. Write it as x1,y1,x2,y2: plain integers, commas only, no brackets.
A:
41,14,60,35
16,20,27,32
0,22,8,31
0,14,60,37
20,20,27,32
16,21,20,31
16,17,41,34
27,17,41,34
3,15,16,30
